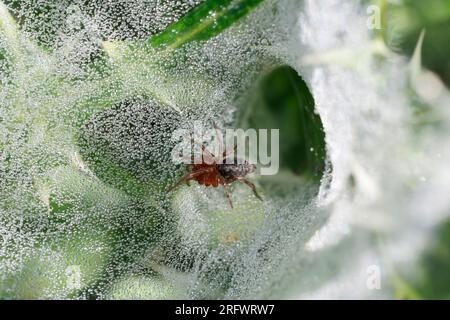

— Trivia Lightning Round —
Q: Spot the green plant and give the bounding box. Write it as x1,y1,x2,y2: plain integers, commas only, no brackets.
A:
1,0,450,300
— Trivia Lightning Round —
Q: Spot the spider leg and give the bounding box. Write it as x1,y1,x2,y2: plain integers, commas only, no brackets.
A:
211,121,237,164
191,138,216,164
222,143,237,161
237,178,263,201
185,165,194,186
167,168,210,192
212,121,225,159
219,175,233,208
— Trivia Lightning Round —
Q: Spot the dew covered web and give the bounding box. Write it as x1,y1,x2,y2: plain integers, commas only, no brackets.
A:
1,0,450,299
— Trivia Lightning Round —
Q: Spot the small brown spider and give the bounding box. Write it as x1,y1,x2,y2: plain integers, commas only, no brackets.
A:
168,122,262,208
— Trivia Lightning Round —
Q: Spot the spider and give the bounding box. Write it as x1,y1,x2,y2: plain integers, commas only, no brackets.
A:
168,122,263,208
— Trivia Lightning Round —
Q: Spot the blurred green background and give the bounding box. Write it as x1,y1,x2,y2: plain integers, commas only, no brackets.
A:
385,0,450,299
387,0,450,87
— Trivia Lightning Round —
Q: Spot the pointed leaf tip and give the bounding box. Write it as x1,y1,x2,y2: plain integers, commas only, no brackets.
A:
409,29,426,83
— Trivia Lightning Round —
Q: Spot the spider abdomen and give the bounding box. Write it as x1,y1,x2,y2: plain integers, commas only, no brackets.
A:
218,162,256,183
191,164,220,187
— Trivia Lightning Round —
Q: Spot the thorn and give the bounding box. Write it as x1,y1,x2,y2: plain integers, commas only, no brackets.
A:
409,29,426,84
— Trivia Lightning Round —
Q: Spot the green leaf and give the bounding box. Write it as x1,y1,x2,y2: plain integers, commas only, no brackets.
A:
77,97,182,197
147,0,265,50
103,0,266,61
1,232,113,299
413,219,450,299
409,29,426,84
238,65,326,181
387,0,450,86
0,1,20,47
108,276,179,300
